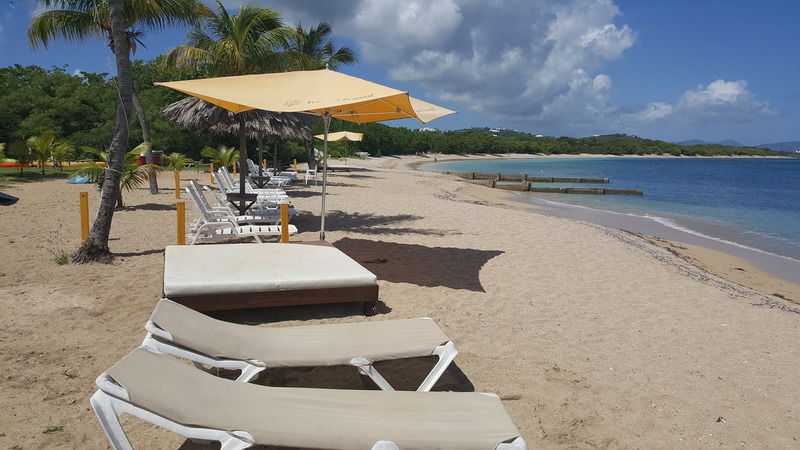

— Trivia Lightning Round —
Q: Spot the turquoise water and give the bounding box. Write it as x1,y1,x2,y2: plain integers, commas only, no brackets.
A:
422,158,800,263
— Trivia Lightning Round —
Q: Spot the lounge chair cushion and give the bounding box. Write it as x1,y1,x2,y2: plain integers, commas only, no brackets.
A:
150,299,449,367
163,243,377,297
106,349,522,449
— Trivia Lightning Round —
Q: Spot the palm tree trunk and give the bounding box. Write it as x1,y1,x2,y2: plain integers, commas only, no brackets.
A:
132,92,159,194
72,0,132,264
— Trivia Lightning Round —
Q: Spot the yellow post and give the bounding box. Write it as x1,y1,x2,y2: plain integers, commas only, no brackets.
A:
79,192,89,240
174,171,181,199
280,203,289,243
293,159,298,173
176,201,186,245
210,162,215,183
263,159,267,170
232,161,236,176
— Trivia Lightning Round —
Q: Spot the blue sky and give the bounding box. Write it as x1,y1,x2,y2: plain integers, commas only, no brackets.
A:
2,0,798,145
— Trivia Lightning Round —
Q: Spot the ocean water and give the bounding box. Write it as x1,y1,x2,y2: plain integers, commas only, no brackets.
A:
422,157,800,281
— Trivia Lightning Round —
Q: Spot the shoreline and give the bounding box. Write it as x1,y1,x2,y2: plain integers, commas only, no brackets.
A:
406,153,800,304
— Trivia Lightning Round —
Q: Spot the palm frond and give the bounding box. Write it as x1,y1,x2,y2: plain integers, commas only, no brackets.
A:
29,9,105,48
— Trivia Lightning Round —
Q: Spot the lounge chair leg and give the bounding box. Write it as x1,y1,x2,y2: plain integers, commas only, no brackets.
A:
90,391,134,450
416,341,458,392
362,300,377,316
352,359,395,391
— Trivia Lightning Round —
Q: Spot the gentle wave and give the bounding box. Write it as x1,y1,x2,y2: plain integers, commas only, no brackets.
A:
533,196,800,263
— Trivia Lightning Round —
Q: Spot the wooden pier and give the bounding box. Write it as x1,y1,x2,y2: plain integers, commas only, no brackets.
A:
443,171,610,184
445,171,643,195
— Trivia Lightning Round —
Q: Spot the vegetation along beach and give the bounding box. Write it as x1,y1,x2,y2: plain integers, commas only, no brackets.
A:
2,1,800,449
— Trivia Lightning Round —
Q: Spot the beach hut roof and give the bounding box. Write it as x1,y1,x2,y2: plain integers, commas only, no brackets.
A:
160,96,311,141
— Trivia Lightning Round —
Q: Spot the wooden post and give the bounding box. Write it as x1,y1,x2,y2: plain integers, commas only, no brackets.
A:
79,192,89,240
293,159,298,173
174,171,181,199
176,201,186,245
210,162,215,184
280,203,289,243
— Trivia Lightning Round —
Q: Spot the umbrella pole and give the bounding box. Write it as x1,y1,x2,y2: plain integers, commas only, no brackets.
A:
238,114,247,215
320,114,331,240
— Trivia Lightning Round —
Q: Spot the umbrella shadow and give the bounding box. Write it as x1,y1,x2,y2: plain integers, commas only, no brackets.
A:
334,238,503,292
295,211,453,236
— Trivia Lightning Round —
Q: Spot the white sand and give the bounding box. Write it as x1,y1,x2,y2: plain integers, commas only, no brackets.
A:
0,158,798,449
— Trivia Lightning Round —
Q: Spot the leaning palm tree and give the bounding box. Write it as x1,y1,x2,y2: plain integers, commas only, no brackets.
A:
27,134,57,176
165,1,292,76
283,21,357,70
71,146,160,209
29,0,211,194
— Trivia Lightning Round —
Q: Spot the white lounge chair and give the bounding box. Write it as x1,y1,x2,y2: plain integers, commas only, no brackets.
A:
188,180,295,225
217,167,289,201
143,298,458,391
246,159,293,185
185,189,297,245
91,348,528,450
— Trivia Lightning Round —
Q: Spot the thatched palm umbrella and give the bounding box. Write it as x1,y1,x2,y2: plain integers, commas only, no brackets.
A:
161,97,311,212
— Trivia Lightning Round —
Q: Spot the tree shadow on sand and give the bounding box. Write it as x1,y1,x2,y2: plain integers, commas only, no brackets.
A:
334,237,503,292
293,211,454,236
119,202,175,211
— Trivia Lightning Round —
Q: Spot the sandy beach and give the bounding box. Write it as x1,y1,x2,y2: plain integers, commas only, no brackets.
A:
1,156,799,449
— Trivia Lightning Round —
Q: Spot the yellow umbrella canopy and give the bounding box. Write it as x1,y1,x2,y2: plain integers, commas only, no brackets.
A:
156,69,456,238
408,97,457,123
314,131,364,141
155,69,433,123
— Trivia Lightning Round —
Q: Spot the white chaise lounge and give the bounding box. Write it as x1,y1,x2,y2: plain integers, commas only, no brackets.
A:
91,348,528,450
143,298,457,391
163,242,379,313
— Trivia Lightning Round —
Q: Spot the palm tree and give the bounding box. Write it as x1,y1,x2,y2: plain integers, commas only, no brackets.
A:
71,146,160,209
282,21,356,167
165,1,292,76
71,0,133,262
29,0,211,194
200,145,239,169
27,134,57,176
51,141,74,170
284,21,357,70
161,152,193,171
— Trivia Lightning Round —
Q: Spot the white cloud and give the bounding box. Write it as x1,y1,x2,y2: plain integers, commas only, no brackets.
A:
238,1,775,137
627,79,776,124
248,0,634,129
676,79,776,119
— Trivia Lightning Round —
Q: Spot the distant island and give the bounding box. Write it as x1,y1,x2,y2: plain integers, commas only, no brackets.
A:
676,139,800,152
342,127,797,158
